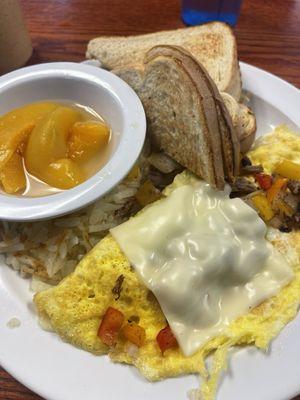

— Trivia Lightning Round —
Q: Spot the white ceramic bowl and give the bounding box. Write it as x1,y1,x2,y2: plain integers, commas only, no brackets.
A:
0,62,146,221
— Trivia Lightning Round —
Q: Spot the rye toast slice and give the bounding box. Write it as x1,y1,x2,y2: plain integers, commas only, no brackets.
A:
114,57,223,188
113,45,242,189
145,45,240,184
144,45,226,188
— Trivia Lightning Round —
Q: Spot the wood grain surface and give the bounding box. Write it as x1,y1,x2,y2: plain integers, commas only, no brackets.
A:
1,0,300,399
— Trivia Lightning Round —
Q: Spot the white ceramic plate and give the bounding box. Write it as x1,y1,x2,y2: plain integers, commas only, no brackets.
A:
0,62,299,400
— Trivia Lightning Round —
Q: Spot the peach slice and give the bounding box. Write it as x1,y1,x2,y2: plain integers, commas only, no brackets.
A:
0,152,26,194
25,106,80,181
68,120,110,163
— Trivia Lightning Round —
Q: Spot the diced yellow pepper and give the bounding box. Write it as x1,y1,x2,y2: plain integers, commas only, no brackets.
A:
0,152,26,194
25,107,80,181
135,180,161,207
126,164,140,181
251,193,275,221
68,121,110,163
44,159,85,190
274,159,300,180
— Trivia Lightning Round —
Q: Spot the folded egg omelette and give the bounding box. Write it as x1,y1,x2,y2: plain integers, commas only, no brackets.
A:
34,169,300,400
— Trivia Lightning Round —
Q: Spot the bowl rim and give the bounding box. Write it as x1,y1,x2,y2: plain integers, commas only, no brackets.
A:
0,62,146,221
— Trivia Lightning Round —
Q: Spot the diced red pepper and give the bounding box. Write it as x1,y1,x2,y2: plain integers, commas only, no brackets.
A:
255,173,273,190
156,325,178,354
97,307,124,347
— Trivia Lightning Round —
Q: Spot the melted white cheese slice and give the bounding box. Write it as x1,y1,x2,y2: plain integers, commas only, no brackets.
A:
111,181,293,356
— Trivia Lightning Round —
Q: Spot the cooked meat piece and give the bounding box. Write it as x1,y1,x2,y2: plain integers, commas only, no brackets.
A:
112,275,125,300
294,213,300,223
149,166,183,190
271,191,299,218
241,155,252,167
288,180,300,195
230,177,258,195
268,216,285,230
283,192,299,213
241,164,263,175
268,215,293,231
279,224,292,233
285,213,300,231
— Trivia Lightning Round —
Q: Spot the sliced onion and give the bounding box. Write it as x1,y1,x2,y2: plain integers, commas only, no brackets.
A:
147,152,181,174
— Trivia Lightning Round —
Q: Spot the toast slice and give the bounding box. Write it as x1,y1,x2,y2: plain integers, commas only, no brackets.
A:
145,45,240,182
113,45,240,189
86,22,241,100
221,93,256,153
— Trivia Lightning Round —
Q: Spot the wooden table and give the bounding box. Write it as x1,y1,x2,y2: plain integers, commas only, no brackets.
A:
1,0,299,399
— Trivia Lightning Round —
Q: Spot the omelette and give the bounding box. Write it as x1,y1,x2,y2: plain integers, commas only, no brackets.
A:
34,125,300,400
248,125,300,173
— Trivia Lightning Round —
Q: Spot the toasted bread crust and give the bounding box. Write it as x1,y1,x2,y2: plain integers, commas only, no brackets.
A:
221,93,256,154
146,45,226,189
114,45,243,189
143,56,217,186
162,45,240,182
202,78,240,181
87,22,241,100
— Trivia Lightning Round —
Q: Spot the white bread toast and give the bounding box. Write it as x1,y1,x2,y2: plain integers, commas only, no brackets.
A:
113,45,240,189
86,22,241,100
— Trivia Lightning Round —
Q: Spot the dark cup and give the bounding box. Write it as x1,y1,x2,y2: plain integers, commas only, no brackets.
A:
182,0,243,26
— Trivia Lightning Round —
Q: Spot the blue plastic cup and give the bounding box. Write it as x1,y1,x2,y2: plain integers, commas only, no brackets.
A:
181,0,243,26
